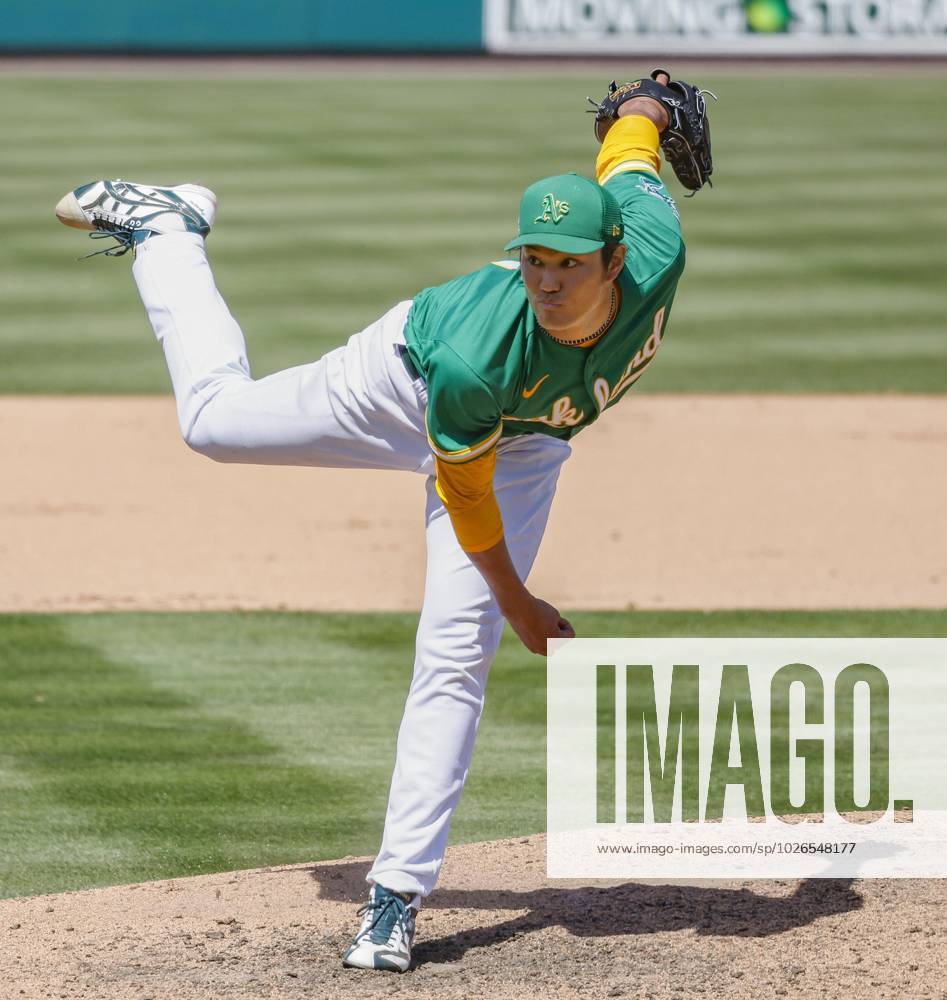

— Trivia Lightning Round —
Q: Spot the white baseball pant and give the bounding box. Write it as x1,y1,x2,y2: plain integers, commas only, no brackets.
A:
132,232,571,897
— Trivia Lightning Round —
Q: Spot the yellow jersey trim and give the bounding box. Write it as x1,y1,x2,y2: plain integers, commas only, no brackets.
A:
599,160,661,185
426,414,503,464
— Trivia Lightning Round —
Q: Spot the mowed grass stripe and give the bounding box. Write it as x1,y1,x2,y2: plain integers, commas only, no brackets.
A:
2,609,946,898
1,71,945,392
0,614,394,899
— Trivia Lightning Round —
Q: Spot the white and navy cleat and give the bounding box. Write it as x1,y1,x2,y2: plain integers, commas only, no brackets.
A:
342,883,420,973
55,179,217,256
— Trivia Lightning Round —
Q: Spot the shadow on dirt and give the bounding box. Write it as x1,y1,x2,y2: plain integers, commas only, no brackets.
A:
303,859,862,968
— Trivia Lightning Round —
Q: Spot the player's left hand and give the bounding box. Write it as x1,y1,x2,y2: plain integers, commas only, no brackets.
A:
588,68,715,194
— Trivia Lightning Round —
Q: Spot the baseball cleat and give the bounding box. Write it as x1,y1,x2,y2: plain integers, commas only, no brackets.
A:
54,179,217,256
342,883,419,972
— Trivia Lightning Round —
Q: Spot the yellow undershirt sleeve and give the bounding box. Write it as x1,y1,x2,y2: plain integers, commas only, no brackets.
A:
434,450,504,553
596,115,662,186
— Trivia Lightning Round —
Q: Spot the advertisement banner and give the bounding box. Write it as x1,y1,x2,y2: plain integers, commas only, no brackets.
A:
484,0,947,55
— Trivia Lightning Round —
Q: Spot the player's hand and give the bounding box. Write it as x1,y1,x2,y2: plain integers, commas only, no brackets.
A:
593,68,715,191
503,594,576,656
616,70,670,131
463,538,575,654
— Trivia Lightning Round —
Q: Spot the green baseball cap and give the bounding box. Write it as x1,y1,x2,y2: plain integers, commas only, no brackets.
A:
504,173,624,255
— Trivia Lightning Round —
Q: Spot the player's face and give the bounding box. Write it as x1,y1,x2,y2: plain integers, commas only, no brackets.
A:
520,246,621,334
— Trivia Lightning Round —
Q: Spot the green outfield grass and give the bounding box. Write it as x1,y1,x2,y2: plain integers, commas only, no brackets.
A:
1,608,943,899
0,69,945,393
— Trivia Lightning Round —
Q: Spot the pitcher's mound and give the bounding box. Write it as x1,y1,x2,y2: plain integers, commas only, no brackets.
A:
1,835,943,999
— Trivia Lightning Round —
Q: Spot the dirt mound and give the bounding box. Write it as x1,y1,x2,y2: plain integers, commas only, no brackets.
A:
1,835,943,999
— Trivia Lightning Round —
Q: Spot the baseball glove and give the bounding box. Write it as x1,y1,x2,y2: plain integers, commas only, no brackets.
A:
588,68,715,195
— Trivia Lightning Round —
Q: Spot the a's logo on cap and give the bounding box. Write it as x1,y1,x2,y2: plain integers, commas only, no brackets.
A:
534,193,570,225
611,224,622,236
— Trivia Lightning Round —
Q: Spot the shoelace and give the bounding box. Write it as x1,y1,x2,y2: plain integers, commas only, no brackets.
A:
79,220,140,259
355,893,412,944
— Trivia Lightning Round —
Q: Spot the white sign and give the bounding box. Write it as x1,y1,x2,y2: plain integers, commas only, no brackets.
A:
547,638,947,878
484,0,947,55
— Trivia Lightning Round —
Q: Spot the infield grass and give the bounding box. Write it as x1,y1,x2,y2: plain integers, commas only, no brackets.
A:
1,69,945,392
1,608,944,899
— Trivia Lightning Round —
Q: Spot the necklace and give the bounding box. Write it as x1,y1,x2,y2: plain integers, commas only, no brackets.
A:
539,286,618,347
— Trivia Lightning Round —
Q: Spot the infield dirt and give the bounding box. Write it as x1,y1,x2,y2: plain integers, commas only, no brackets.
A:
2,835,944,999
3,394,946,613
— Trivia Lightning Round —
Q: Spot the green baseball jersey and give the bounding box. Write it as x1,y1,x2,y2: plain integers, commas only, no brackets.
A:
403,170,685,464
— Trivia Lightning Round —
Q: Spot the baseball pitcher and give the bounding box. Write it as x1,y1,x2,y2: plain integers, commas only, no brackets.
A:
55,69,713,972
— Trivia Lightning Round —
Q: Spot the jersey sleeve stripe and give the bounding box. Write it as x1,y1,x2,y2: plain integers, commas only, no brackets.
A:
599,160,661,185
426,416,503,464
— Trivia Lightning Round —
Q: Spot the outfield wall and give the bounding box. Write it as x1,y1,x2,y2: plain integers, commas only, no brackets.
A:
0,0,482,52
1,0,946,53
